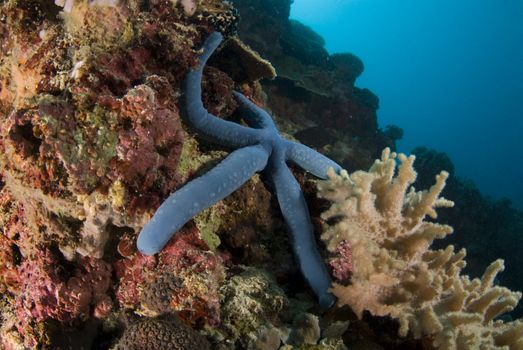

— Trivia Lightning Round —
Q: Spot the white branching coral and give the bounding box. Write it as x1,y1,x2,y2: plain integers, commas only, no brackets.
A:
317,148,523,350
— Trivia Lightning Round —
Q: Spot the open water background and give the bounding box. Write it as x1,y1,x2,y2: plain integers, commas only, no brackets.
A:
291,0,523,209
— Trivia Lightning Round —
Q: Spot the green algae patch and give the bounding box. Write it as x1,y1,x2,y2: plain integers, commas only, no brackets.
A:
176,135,231,250
177,135,227,180
194,203,223,251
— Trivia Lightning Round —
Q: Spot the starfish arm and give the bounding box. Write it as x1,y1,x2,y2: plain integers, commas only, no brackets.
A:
269,160,336,308
232,91,277,130
137,144,269,255
183,32,260,147
285,140,342,179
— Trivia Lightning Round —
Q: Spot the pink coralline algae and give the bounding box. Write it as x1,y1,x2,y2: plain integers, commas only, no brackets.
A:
0,187,31,290
71,48,152,106
0,234,19,292
114,243,157,308
16,249,112,324
157,223,225,271
0,188,18,270
107,76,185,211
328,239,353,284
115,223,226,327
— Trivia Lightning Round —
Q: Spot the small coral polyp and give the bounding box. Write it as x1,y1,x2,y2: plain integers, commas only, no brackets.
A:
318,148,523,349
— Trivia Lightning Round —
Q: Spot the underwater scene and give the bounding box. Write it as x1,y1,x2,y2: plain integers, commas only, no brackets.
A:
0,0,522,349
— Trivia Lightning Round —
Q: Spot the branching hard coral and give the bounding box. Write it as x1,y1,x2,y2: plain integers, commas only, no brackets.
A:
317,148,523,350
137,32,342,308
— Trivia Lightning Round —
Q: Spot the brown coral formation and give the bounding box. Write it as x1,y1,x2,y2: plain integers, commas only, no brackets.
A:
318,148,523,349
116,315,211,350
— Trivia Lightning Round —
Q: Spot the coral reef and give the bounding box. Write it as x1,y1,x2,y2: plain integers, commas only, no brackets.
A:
0,0,239,262
17,251,112,324
0,0,239,347
1,0,522,348
318,148,523,349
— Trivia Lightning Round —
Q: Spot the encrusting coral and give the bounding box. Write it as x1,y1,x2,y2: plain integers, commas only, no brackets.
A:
318,148,523,349
137,32,343,308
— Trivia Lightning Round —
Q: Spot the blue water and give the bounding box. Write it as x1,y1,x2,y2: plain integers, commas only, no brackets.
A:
291,0,523,209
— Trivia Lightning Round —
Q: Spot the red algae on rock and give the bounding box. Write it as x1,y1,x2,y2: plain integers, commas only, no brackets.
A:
328,239,353,285
0,187,22,292
1,0,200,215
107,76,185,210
17,250,112,324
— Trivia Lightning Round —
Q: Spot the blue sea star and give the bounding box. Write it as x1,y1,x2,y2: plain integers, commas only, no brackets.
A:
137,32,342,308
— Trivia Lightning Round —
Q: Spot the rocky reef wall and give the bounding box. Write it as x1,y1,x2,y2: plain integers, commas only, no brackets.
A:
0,0,521,349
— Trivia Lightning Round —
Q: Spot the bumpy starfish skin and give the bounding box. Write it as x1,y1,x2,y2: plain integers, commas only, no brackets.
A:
137,32,342,308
